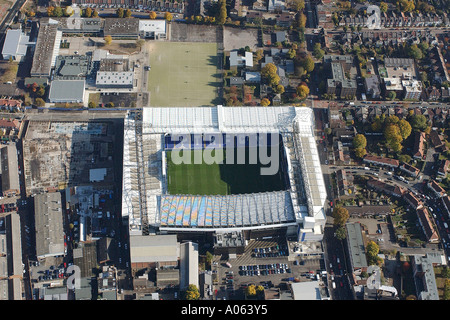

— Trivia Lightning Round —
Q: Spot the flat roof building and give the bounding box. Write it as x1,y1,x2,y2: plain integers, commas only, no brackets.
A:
139,19,166,39
95,71,134,88
345,222,368,272
34,192,65,259
2,29,32,62
103,18,139,39
1,144,20,197
30,24,61,77
48,80,85,103
129,235,179,271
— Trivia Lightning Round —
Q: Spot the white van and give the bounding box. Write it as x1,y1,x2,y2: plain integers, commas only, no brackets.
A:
337,257,340,263
332,282,336,289
444,222,448,229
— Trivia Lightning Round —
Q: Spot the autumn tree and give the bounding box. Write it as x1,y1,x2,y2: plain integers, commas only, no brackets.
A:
352,134,367,149
332,206,349,227
260,98,270,106
366,241,380,265
149,11,157,19
380,1,388,12
217,0,227,25
302,55,315,73
104,35,112,45
246,285,257,297
261,63,280,87
164,11,173,22
116,7,124,18
398,119,412,140
125,8,132,18
84,7,92,18
289,0,305,11
184,284,200,300
354,147,367,159
34,98,45,107
296,84,309,100
274,84,285,94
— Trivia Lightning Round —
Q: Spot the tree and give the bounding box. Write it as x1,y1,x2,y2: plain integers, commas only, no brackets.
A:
218,0,227,25
366,241,380,265
85,7,92,18
352,134,367,149
409,114,427,131
274,84,285,94
53,6,63,17
184,284,200,300
245,285,257,297
335,226,347,240
302,55,315,73
88,101,96,108
149,11,157,19
398,119,412,140
260,98,270,106
261,63,279,86
296,84,309,100
398,154,411,163
164,11,173,22
290,0,305,11
34,98,45,107
387,91,396,100
354,147,367,158
125,9,132,18
407,44,423,60
380,2,388,12
92,10,99,17
332,206,349,227
47,6,55,16
397,0,415,12
116,7,124,18
296,12,307,29
287,48,297,59
36,85,45,98
104,35,112,45
313,43,325,60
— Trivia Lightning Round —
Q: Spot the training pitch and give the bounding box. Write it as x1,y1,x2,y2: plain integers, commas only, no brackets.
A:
147,42,220,107
166,149,287,196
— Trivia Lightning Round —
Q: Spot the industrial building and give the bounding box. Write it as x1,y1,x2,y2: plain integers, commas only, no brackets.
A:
122,106,327,246
34,192,65,259
1,29,33,62
48,80,86,103
30,23,62,78
0,213,24,300
103,18,139,39
0,144,20,197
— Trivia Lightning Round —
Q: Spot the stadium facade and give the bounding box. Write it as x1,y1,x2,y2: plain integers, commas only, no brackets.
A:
122,106,327,243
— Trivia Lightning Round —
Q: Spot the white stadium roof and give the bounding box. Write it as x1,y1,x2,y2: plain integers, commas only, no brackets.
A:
122,106,327,239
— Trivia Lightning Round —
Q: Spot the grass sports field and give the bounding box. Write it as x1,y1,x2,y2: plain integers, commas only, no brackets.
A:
166,149,287,196
147,42,220,107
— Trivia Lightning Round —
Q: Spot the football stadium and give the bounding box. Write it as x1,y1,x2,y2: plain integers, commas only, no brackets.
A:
122,106,327,243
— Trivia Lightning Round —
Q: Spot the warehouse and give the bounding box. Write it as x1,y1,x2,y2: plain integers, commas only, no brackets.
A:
48,80,85,103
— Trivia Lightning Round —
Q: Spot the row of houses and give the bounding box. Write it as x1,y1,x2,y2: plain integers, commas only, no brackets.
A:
316,3,450,29
338,11,450,29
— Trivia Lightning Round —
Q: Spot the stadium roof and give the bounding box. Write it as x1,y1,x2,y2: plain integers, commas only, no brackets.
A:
142,106,302,134
123,106,327,236
158,192,296,231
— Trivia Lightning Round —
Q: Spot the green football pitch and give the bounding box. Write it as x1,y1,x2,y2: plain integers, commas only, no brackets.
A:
147,42,221,107
166,149,287,196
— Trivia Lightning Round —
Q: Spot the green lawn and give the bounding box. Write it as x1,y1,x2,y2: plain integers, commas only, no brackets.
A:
147,42,221,107
166,149,287,196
